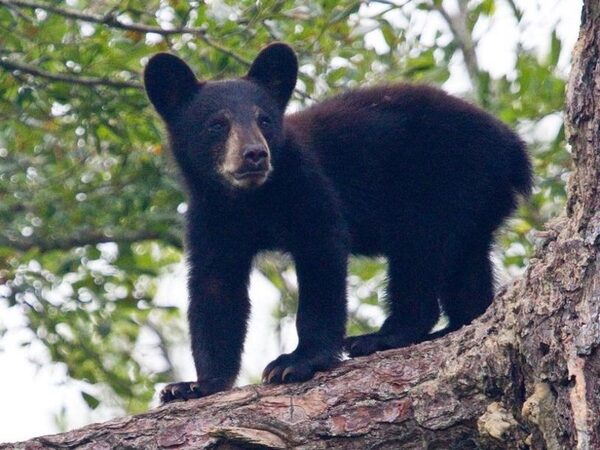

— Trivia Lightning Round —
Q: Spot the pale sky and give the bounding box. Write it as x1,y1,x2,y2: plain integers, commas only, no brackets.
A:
0,0,582,443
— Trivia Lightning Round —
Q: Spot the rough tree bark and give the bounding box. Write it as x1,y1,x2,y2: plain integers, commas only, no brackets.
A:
3,2,599,450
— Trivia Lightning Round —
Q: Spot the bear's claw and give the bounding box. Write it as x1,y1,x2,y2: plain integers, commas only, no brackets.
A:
262,350,340,384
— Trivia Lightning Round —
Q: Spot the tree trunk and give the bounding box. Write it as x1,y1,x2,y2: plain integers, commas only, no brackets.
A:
2,2,599,450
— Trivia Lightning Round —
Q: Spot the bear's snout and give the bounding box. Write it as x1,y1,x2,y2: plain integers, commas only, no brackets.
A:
241,144,270,172
221,123,272,189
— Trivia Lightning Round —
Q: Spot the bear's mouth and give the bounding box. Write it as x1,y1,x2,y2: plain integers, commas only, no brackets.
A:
233,170,268,181
228,169,271,188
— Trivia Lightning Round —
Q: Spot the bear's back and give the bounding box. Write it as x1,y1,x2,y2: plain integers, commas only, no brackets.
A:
284,84,529,254
286,84,518,167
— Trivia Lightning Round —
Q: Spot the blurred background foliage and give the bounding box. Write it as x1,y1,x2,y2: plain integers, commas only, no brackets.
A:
0,0,573,426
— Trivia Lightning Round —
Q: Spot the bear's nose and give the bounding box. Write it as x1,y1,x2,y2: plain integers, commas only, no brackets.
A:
243,145,269,167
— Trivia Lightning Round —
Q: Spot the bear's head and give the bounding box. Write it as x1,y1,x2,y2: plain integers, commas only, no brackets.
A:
144,43,297,190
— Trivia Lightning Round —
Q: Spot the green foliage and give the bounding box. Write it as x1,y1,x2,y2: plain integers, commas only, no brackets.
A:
0,0,572,420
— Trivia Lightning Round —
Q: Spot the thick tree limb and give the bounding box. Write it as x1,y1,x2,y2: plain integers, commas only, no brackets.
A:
1,1,599,449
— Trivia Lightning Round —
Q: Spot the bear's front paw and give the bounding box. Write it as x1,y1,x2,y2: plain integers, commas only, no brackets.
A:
160,381,202,403
160,378,230,404
262,350,340,384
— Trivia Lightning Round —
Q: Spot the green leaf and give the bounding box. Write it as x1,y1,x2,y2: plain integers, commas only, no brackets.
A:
549,30,562,68
81,392,100,410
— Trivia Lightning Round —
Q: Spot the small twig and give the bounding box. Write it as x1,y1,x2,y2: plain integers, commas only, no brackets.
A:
1,0,32,23
367,0,404,6
146,320,176,381
505,0,523,22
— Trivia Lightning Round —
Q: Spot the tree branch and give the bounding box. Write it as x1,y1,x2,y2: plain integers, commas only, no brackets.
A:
434,0,481,93
0,57,142,89
0,0,251,66
0,229,182,253
0,0,203,36
0,1,319,100
0,321,522,449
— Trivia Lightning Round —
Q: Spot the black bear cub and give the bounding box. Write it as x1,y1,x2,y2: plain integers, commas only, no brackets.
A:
144,43,531,403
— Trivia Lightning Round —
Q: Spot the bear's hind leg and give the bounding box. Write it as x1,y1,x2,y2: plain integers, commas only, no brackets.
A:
344,254,442,357
441,245,494,335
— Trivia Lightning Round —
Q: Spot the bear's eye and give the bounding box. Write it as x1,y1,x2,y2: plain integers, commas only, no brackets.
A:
206,118,228,134
258,114,273,128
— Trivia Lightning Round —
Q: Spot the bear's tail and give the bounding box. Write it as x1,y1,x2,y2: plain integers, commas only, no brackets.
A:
509,136,533,197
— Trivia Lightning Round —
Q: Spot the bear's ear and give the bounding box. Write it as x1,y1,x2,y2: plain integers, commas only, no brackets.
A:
144,53,201,120
246,43,298,109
